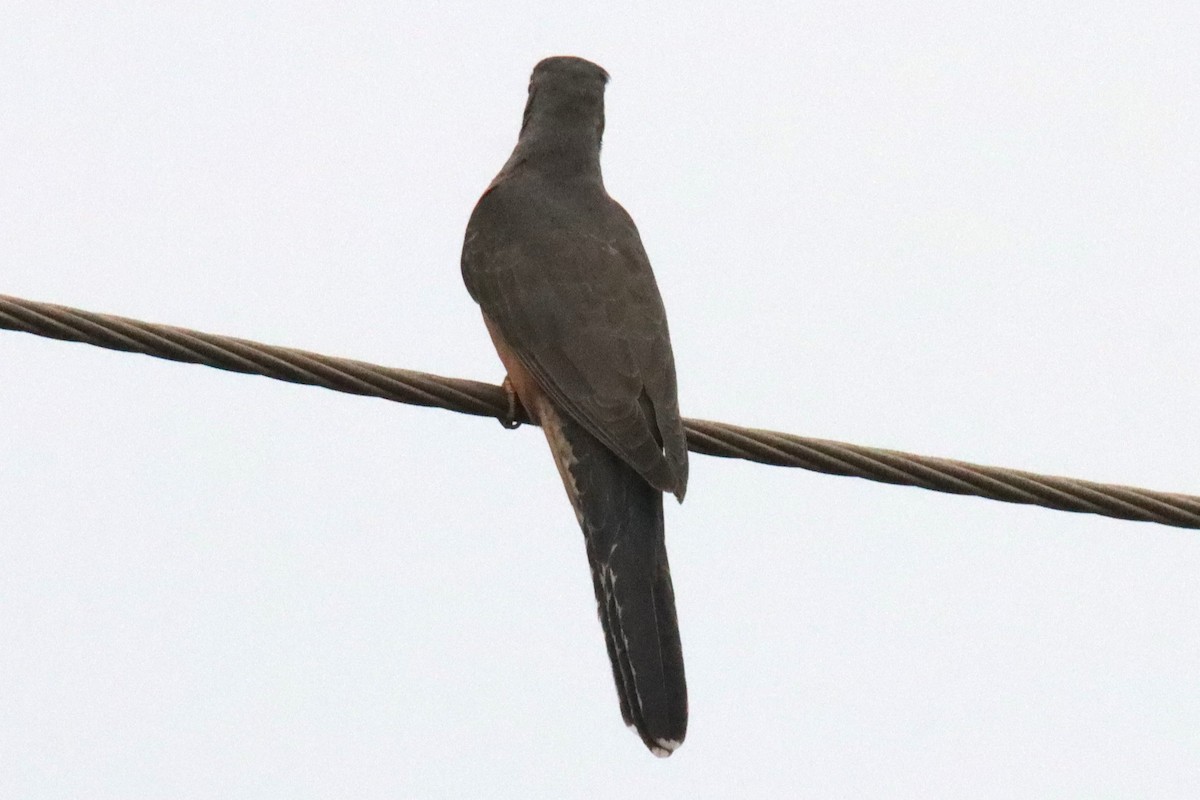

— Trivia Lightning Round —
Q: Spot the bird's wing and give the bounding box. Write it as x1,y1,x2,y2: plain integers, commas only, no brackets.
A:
462,181,688,498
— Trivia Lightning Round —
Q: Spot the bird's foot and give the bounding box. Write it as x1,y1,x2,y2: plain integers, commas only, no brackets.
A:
499,376,524,429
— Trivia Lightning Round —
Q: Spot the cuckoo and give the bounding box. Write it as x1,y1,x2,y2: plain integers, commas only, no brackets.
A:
461,56,689,757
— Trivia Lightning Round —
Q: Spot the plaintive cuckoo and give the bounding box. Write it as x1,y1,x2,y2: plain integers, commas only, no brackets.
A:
461,56,689,757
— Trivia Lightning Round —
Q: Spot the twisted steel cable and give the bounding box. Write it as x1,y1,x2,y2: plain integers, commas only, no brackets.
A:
3,292,1198,529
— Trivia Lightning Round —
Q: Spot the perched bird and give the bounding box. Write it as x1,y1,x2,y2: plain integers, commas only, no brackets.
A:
461,56,690,756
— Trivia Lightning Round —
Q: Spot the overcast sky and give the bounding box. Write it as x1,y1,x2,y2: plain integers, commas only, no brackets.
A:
3,3,1199,797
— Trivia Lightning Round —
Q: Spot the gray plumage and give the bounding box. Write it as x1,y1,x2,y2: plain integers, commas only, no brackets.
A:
461,56,689,756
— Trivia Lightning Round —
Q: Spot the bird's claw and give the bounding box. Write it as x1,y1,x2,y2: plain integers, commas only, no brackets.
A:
499,376,523,429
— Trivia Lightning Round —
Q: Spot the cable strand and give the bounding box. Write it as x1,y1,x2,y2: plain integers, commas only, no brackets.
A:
3,292,1196,529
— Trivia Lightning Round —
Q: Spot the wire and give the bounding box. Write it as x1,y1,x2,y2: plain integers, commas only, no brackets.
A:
3,292,1197,529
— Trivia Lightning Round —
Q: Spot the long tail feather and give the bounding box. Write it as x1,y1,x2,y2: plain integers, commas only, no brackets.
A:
538,397,687,755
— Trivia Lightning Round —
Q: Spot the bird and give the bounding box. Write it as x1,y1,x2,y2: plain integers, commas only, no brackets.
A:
461,56,690,757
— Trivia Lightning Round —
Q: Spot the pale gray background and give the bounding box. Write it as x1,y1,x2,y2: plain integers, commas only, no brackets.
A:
3,3,1199,797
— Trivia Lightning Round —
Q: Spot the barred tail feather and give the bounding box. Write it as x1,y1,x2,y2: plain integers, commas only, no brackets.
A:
538,398,688,755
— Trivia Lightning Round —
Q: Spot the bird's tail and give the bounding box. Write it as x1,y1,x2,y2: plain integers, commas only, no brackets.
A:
536,398,688,756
